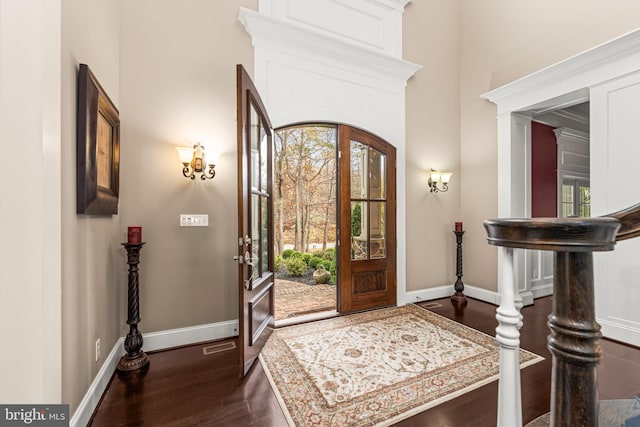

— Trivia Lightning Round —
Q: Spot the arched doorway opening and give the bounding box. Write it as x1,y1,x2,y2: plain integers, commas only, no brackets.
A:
273,123,397,325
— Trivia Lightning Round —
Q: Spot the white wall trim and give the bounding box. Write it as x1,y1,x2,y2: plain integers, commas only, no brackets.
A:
399,284,500,306
553,127,589,145
400,285,452,305
482,28,640,114
598,318,640,346
70,338,124,427
375,0,411,12
70,319,239,426
239,8,420,86
531,283,554,299
142,320,239,352
465,284,501,305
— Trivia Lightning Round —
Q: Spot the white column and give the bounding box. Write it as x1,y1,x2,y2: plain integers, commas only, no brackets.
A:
495,247,523,427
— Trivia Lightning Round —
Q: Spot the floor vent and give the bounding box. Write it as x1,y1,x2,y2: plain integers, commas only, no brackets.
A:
422,302,443,309
203,341,236,355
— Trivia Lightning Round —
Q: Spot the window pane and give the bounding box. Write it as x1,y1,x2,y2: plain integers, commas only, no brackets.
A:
261,195,269,273
260,124,268,192
351,140,367,199
250,103,260,191
351,201,367,260
370,201,386,259
251,194,260,279
561,184,574,218
369,148,386,200
579,185,591,218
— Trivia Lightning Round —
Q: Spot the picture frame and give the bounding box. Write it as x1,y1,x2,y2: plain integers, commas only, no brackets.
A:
76,63,120,215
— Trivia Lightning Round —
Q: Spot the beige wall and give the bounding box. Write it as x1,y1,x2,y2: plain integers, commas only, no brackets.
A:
0,0,62,404
61,0,121,413
404,0,461,291
459,0,640,292
119,0,256,333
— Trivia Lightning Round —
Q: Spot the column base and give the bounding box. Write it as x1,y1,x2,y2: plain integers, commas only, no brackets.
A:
117,352,150,372
450,292,468,305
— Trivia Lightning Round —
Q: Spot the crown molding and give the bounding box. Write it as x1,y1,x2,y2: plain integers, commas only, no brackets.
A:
482,29,640,113
371,0,411,12
546,108,589,126
239,7,421,86
554,127,589,144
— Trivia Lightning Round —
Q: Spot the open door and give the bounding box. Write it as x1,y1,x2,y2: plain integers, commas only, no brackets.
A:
338,125,396,313
236,64,275,376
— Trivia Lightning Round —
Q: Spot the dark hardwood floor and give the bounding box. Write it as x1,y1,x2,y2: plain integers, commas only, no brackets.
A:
89,297,640,426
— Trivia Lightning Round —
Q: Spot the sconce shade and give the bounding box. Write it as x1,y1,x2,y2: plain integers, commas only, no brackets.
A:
176,142,216,180
207,151,220,166
428,169,452,193
176,147,193,164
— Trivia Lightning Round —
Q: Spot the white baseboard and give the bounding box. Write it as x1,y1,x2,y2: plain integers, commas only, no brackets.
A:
599,318,640,347
70,319,239,427
399,283,501,307
531,283,553,299
142,319,239,352
463,284,500,305
398,285,452,306
70,337,124,427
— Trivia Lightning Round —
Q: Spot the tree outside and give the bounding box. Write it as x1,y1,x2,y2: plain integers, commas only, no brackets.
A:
274,124,337,284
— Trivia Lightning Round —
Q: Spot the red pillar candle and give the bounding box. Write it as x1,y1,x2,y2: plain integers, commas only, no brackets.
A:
455,222,463,232
128,226,142,244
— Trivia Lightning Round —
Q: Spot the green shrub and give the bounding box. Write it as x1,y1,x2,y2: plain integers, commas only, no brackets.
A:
274,255,284,271
281,249,294,259
302,253,312,264
351,202,362,237
308,256,323,269
311,250,324,258
320,260,332,271
291,250,304,259
322,248,335,261
285,256,307,277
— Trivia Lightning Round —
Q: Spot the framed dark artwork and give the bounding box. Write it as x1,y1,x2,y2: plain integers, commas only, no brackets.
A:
77,63,120,215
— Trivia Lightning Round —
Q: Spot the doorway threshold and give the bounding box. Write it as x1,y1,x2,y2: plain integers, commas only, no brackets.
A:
275,310,339,328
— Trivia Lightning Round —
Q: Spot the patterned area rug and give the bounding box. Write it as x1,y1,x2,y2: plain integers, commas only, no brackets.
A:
259,304,543,427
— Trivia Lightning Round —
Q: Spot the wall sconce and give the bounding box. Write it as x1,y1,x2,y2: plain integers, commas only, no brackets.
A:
176,142,218,180
428,169,452,193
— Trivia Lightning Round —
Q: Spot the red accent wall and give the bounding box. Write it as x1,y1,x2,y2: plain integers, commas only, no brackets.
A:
531,122,557,217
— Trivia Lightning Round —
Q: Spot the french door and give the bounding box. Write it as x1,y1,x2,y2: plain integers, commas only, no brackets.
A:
338,125,396,313
236,65,275,376
235,67,398,371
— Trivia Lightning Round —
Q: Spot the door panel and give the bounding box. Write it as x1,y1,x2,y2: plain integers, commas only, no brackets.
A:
236,64,274,376
338,125,396,313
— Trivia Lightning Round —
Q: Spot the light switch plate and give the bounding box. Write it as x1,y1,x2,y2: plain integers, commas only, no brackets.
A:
180,214,209,227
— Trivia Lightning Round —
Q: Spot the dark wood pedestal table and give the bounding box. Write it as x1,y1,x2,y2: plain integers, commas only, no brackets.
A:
451,229,467,305
117,242,149,372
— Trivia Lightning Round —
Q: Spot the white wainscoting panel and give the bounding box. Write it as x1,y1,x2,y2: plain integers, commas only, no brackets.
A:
259,0,408,57
591,70,640,347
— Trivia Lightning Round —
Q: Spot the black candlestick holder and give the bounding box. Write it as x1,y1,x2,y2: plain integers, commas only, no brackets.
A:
451,231,468,305
118,242,150,372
